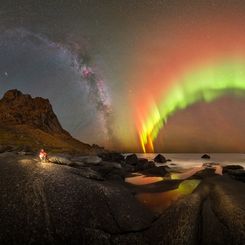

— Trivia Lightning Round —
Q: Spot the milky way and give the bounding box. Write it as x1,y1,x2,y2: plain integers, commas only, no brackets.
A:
1,1,245,152
0,28,115,146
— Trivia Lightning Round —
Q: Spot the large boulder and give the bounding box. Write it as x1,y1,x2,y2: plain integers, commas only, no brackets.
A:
154,154,167,163
141,166,168,177
125,154,138,165
227,169,245,182
71,155,102,165
0,145,12,153
137,158,155,171
191,168,218,179
91,161,126,181
201,154,211,159
48,156,72,165
138,158,149,169
98,152,124,163
222,165,244,174
124,164,136,172
124,157,155,172
222,165,245,183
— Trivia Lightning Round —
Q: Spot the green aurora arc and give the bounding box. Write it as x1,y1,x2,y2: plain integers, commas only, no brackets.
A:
140,59,245,152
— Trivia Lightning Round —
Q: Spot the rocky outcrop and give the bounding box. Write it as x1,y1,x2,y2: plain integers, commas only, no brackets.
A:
191,168,219,179
71,155,102,165
1,152,245,244
98,152,124,163
201,154,211,159
0,154,156,244
143,175,245,245
0,145,12,153
222,165,244,173
125,154,138,165
225,169,245,183
154,154,167,163
141,166,168,177
0,89,94,153
222,165,245,183
0,89,66,134
48,156,72,166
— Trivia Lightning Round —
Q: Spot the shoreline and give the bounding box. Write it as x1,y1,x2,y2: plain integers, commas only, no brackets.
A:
0,151,244,244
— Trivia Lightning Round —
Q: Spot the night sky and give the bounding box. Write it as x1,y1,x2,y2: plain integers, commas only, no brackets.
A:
0,0,245,152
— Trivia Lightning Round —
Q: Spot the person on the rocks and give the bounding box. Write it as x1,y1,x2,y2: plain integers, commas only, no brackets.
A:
39,149,48,163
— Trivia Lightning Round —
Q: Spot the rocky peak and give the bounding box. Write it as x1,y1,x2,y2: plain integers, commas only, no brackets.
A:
0,89,68,135
2,89,24,101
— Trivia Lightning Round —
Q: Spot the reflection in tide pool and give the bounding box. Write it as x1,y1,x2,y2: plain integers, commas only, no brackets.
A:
125,174,166,185
170,166,203,179
136,180,200,213
125,165,206,185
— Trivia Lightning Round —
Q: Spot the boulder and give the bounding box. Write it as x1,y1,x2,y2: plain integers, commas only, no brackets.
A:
137,159,156,171
201,154,210,159
71,156,102,165
17,151,35,156
0,145,12,153
98,152,124,163
154,154,167,163
48,156,72,165
125,154,138,165
123,157,155,172
148,161,156,168
124,164,136,172
141,166,168,177
226,169,245,182
105,168,126,181
222,165,244,174
19,145,33,152
100,161,122,169
137,158,149,170
191,168,218,179
90,161,126,181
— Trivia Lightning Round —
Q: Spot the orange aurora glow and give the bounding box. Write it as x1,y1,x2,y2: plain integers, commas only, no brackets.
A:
130,13,245,152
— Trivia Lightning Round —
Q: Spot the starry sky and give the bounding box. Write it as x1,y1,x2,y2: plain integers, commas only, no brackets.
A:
0,0,245,152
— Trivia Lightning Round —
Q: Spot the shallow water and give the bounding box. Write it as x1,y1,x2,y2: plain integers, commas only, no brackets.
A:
136,179,201,213
125,167,202,213
126,153,244,213
125,174,166,185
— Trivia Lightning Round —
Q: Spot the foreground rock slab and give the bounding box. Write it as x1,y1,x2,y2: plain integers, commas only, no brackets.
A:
144,175,245,245
0,153,244,245
0,154,157,244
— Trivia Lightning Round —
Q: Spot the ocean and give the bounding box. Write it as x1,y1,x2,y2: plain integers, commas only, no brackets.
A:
135,153,245,169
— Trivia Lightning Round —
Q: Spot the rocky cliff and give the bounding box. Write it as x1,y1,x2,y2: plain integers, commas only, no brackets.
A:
0,89,96,153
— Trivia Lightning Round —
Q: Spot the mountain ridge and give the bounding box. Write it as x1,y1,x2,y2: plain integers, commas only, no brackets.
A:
0,89,102,154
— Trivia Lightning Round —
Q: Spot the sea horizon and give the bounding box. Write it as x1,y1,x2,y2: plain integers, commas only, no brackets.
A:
129,153,245,169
